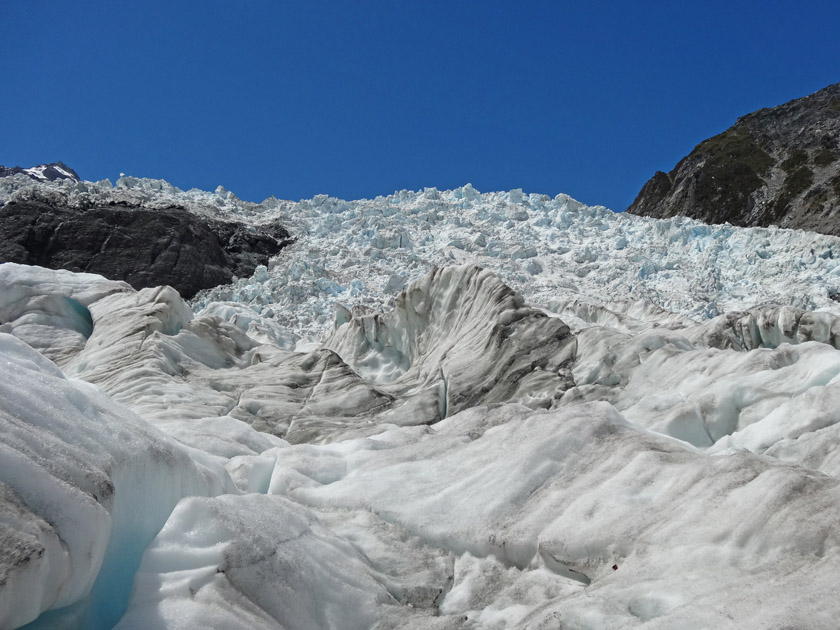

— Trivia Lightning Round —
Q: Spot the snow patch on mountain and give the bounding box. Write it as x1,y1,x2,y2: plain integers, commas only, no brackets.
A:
0,162,80,183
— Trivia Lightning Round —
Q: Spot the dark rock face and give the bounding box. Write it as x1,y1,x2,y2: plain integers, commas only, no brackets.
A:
0,200,292,299
628,83,840,235
0,162,80,182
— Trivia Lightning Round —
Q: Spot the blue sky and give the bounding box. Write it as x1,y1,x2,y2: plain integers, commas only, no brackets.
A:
3,1,839,210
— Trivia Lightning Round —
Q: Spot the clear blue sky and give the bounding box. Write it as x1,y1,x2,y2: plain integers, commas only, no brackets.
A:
3,1,839,211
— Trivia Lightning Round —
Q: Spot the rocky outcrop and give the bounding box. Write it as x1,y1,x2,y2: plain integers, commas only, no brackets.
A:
0,199,292,299
627,83,840,235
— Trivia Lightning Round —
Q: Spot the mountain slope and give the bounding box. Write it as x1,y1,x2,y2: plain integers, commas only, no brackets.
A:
627,82,840,234
0,161,80,182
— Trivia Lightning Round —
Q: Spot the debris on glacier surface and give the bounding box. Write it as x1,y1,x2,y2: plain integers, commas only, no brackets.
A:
2,174,840,628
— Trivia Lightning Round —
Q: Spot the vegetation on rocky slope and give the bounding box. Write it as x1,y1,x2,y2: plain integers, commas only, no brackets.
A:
627,82,840,236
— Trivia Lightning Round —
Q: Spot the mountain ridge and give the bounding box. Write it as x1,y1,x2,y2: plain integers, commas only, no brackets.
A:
0,161,80,182
627,82,840,235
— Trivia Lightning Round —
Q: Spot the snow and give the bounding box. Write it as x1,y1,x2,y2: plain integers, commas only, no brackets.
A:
52,165,75,180
22,166,53,182
3,174,840,628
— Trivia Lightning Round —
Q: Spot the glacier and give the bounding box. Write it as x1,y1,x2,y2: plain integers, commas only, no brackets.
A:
2,173,840,628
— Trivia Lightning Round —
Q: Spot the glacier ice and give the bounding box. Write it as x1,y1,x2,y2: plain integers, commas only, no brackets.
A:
116,495,402,630
271,402,840,628
322,264,576,415
3,175,840,628
7,173,840,342
0,334,234,629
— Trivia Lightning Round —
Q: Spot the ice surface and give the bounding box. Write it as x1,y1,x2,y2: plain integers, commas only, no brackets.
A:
188,184,840,344
0,264,132,365
0,263,573,446
270,402,840,628
116,495,402,630
0,334,236,628
6,174,840,342
4,174,840,628
112,402,840,628
323,264,575,417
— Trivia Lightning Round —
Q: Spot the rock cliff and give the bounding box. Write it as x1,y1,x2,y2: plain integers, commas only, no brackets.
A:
0,197,292,299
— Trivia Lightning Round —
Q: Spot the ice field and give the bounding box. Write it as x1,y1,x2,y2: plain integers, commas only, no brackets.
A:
2,174,840,628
